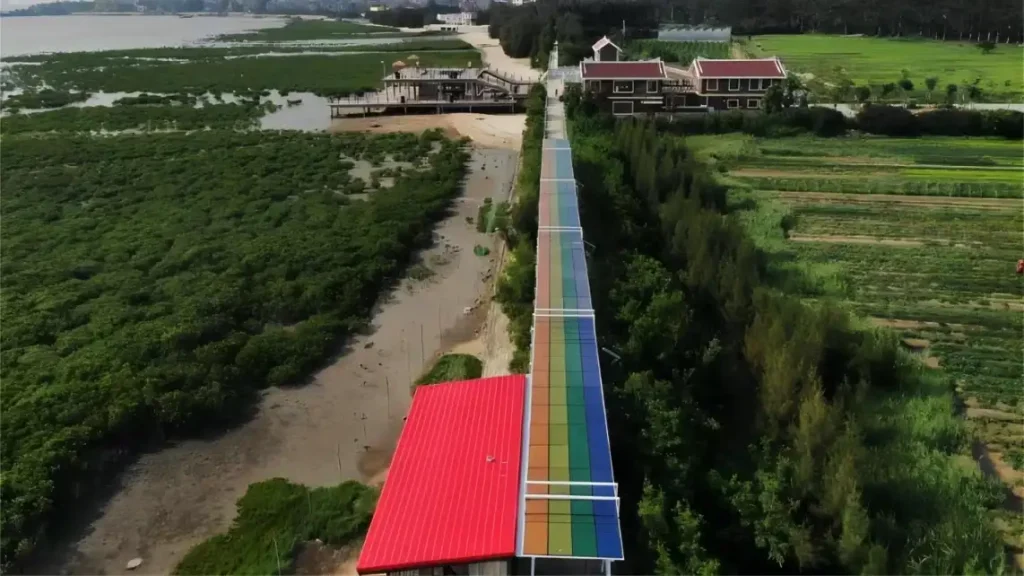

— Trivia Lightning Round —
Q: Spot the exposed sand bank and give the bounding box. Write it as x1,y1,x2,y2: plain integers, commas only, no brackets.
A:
331,113,526,150
48,147,518,575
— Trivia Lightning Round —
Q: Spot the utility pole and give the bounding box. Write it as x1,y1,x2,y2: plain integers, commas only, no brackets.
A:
405,336,411,386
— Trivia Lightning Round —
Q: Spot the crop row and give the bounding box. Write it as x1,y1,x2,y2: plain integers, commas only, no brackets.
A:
790,206,1021,244
736,175,1022,198
754,135,1024,163
736,160,1024,183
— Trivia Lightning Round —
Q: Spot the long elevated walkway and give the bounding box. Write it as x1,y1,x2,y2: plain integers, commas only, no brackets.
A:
516,45,624,571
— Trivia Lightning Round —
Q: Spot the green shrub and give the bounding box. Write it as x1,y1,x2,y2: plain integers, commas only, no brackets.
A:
416,354,484,385
175,479,377,575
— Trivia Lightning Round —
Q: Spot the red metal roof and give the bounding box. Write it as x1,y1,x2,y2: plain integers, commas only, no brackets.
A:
356,375,527,574
581,60,667,79
693,58,786,78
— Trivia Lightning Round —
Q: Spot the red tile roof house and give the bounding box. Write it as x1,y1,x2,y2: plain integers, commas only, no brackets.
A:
687,57,788,111
576,54,788,115
579,60,673,116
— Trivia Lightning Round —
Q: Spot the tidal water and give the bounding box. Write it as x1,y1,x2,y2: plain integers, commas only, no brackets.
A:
0,15,411,130
0,14,290,56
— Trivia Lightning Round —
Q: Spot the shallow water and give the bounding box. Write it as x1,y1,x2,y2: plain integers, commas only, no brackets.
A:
259,90,333,131
0,14,289,56
1,88,338,130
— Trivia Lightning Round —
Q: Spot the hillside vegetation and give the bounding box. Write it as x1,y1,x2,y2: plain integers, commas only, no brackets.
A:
0,129,469,570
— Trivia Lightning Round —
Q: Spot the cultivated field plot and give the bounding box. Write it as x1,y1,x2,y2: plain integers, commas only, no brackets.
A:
744,34,1024,101
709,134,1023,468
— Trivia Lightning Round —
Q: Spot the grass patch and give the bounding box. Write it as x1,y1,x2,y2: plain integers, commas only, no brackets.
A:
746,34,1024,101
1004,448,1024,471
217,19,400,42
174,479,377,575
416,354,483,385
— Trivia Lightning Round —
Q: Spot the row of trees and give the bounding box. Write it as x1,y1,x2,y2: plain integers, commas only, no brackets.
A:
366,2,464,29
495,84,546,373
487,0,1023,68
488,0,661,67
550,87,1008,574
665,0,1023,41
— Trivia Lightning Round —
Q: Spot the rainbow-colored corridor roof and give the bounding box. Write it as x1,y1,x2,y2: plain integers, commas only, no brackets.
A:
518,138,624,561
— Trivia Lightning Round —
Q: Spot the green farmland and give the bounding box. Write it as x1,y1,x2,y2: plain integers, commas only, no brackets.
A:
700,135,1023,497
743,34,1024,101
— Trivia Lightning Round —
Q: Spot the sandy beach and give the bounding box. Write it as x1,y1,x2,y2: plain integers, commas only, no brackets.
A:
46,144,519,575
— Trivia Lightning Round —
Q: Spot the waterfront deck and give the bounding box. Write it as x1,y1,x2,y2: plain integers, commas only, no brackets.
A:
329,65,533,117
328,95,523,117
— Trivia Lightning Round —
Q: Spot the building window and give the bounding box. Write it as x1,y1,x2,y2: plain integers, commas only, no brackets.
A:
728,78,741,91
726,99,740,109
701,96,709,107
613,81,634,94
647,80,659,93
705,79,719,91
747,99,760,109
612,101,634,115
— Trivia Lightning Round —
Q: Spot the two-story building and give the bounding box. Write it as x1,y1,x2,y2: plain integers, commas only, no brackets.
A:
580,60,670,116
575,37,788,115
686,57,787,110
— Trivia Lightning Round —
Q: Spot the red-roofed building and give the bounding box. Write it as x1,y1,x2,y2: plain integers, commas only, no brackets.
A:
573,43,788,115
684,57,787,111
356,375,526,576
579,60,670,115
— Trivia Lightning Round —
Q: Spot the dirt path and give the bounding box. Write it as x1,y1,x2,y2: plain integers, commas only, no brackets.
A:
458,26,540,82
788,233,928,246
47,147,518,575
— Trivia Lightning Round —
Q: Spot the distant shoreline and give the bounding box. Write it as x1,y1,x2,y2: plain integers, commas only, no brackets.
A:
1,11,291,17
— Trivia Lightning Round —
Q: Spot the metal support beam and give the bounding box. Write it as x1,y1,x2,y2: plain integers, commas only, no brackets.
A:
524,494,621,502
